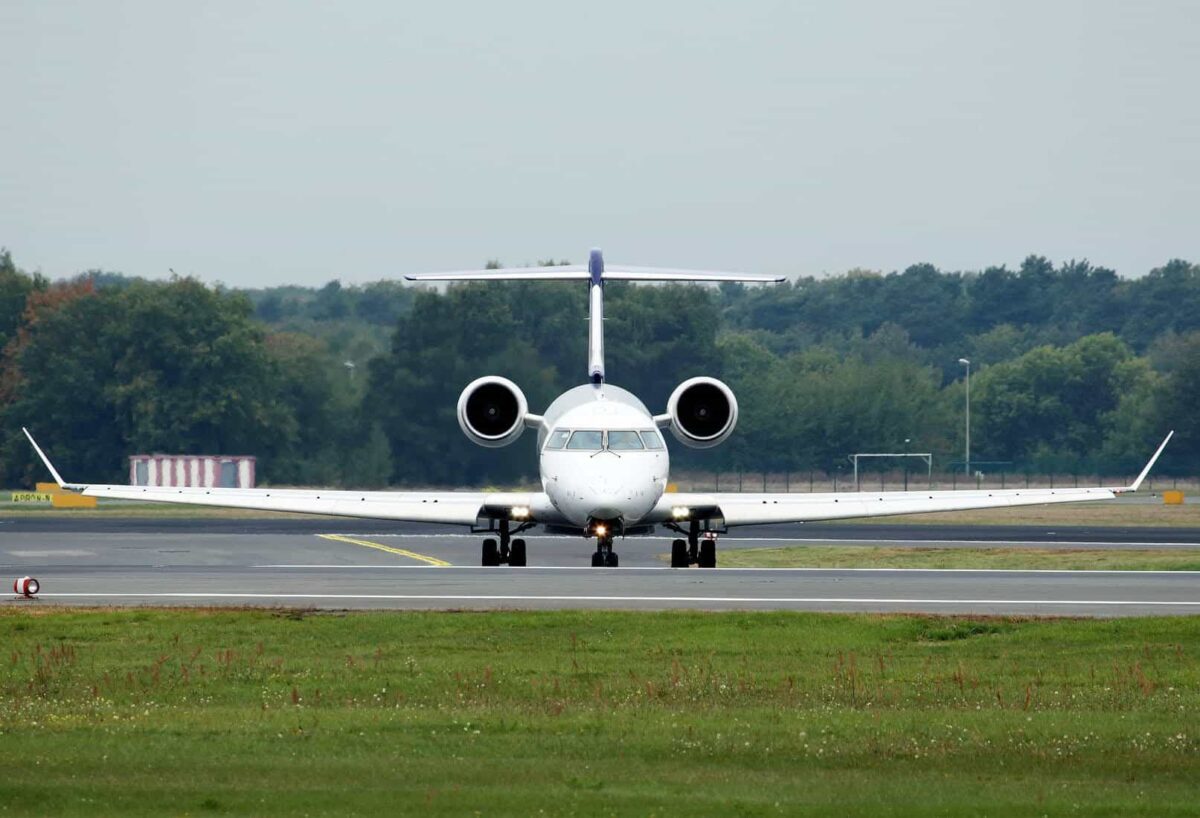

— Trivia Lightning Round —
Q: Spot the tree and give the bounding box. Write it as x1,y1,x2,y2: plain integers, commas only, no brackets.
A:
2,278,295,485
973,333,1150,470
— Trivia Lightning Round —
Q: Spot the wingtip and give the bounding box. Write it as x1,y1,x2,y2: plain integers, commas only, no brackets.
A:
1126,430,1174,492
22,426,68,489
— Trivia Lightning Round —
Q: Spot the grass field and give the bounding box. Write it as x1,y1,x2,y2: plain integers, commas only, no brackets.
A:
1,609,1198,816
719,545,1200,571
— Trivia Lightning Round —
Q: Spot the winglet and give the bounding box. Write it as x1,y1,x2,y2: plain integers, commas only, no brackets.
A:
22,427,68,489
1125,430,1174,492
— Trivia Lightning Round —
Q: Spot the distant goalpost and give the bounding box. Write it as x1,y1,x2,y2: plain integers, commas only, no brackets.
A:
849,452,932,488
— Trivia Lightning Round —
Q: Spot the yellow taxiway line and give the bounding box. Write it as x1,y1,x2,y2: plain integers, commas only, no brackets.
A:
316,533,452,567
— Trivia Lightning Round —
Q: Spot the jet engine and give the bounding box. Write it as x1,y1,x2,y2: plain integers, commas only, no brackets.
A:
665,376,738,448
457,376,530,447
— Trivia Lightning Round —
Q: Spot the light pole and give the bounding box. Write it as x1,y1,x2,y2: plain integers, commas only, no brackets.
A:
903,437,911,491
958,358,971,478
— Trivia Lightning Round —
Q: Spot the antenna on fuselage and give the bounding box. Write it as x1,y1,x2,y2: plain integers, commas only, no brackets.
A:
405,251,784,385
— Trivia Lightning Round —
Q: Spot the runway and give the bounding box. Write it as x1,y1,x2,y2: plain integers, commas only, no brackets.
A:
3,517,1199,615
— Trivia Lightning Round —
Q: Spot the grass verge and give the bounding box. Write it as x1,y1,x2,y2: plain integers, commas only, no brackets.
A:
851,501,1199,527
719,545,1200,571
1,608,1198,816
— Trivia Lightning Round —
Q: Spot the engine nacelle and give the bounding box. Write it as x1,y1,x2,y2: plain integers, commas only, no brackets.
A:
665,376,738,449
457,376,529,448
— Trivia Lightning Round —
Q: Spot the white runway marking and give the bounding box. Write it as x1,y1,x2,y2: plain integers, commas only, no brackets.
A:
254,564,1200,575
26,592,1200,606
8,549,96,557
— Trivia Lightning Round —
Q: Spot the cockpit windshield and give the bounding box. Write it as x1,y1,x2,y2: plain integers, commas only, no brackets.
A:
547,429,664,452
639,430,664,450
607,431,644,450
566,430,603,450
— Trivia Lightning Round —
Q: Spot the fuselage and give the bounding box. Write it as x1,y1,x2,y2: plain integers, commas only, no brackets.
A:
537,384,669,528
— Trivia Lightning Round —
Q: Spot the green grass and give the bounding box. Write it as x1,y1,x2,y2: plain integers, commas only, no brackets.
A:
719,545,1200,571
2,609,1199,816
856,501,1200,527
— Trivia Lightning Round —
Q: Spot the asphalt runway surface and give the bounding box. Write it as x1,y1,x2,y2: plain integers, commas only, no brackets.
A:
3,517,1199,615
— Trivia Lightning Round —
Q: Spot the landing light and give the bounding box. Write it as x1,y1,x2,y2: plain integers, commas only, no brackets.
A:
671,506,691,519
594,524,608,537
511,505,531,519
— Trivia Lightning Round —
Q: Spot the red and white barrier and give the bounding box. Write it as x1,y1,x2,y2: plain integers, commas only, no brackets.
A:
13,576,39,597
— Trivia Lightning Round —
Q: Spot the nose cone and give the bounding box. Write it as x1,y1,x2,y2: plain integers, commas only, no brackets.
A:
587,472,626,520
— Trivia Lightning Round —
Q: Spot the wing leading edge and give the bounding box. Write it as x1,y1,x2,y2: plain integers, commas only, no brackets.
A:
21,428,564,527
648,432,1174,527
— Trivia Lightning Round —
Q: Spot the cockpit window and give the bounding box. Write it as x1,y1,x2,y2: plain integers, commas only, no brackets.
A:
566,430,603,450
544,429,570,449
640,430,665,450
607,430,645,450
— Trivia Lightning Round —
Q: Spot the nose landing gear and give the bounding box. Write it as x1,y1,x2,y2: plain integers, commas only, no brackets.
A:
591,536,619,568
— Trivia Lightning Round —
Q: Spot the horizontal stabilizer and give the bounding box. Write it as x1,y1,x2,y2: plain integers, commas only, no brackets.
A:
406,264,782,284
406,265,588,282
605,267,783,283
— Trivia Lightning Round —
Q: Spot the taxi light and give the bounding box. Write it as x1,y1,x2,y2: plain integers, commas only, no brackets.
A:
671,506,691,519
593,524,608,537
511,505,531,519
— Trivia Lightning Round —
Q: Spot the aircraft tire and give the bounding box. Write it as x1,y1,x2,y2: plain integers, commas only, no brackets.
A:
670,539,688,568
698,540,716,568
482,538,501,566
591,551,604,567
604,552,619,568
509,538,527,567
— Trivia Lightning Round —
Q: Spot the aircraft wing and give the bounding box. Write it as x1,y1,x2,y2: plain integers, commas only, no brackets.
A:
647,432,1174,527
22,428,566,527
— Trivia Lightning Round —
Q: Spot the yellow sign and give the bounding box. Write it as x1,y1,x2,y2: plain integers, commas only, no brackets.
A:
51,493,97,509
1164,490,1185,505
11,492,52,503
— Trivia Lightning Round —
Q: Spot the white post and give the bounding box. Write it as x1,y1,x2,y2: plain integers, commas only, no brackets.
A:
959,358,971,477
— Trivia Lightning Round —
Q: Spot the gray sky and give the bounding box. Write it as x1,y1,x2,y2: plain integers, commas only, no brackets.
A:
2,1,1198,286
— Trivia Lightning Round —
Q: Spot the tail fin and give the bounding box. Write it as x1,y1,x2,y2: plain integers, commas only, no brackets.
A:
405,248,783,382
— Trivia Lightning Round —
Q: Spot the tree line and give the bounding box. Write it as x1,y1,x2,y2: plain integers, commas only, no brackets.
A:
1,248,1196,487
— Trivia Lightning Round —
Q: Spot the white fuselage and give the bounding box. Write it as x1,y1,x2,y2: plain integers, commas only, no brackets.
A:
537,384,669,528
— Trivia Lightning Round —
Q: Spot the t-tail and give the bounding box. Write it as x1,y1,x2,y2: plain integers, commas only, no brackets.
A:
405,248,783,384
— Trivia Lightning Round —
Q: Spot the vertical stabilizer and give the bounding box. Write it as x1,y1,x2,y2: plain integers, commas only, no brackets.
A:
588,248,605,384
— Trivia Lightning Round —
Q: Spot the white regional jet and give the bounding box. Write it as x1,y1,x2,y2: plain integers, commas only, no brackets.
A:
25,249,1173,568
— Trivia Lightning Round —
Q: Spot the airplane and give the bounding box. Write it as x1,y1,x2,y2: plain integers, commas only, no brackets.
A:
24,248,1174,568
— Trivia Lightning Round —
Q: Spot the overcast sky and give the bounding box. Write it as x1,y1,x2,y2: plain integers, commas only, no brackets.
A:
2,1,1198,286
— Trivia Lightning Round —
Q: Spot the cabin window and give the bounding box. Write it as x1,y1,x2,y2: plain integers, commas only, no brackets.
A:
607,430,645,450
544,429,570,449
566,430,603,450
639,430,665,449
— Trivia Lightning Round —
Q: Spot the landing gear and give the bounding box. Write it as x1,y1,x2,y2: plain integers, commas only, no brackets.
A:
667,520,718,567
480,520,529,567
591,530,618,567
670,539,688,568
510,538,527,567
482,538,500,566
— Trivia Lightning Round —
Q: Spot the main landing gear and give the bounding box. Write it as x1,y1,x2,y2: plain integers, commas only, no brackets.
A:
670,520,717,568
481,519,527,567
